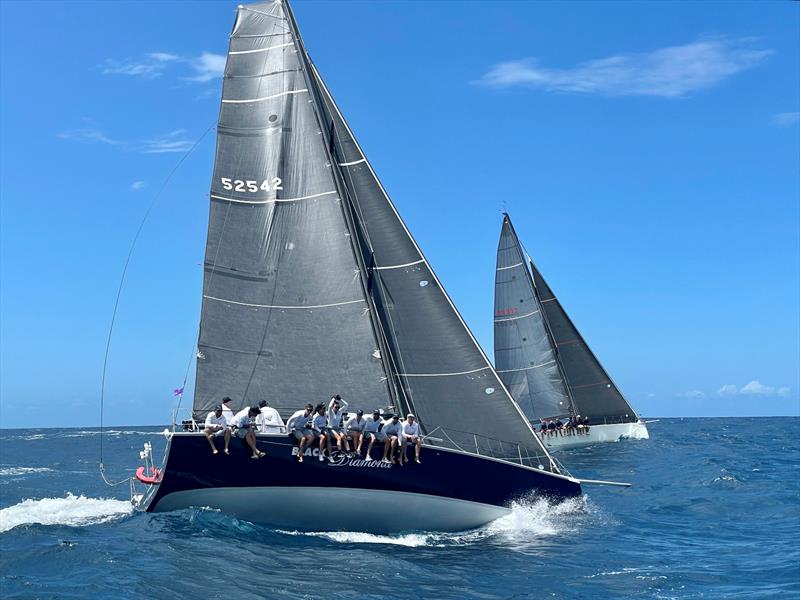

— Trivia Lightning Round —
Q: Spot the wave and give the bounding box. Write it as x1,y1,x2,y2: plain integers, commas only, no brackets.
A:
62,430,155,438
0,493,133,533
277,496,594,547
0,467,54,477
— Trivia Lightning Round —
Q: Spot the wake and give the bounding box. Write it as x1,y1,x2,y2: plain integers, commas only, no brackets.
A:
0,493,133,533
278,496,593,547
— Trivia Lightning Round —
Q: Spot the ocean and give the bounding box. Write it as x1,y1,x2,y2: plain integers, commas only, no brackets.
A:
0,418,797,599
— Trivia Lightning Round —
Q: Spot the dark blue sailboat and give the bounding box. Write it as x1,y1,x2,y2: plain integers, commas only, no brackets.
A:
135,0,581,533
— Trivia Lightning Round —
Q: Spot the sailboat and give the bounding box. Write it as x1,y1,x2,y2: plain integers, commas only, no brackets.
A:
132,1,583,534
494,214,649,450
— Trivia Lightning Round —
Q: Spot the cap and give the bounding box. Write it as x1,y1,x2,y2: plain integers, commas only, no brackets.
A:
407,413,415,418
356,409,363,415
222,396,232,404
214,404,222,411
372,409,381,415
258,400,267,408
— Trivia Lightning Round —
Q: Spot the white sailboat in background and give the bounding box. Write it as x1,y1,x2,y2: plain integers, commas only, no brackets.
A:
494,213,649,450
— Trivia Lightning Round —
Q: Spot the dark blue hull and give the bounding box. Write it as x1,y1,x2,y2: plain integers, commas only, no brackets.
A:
142,433,581,533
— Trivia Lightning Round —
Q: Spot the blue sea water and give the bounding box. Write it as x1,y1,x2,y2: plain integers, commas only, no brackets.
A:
0,418,798,599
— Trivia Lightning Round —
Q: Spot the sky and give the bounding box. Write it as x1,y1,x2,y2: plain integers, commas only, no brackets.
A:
0,1,798,428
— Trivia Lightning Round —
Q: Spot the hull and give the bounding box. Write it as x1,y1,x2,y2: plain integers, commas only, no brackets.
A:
141,433,581,533
538,421,649,451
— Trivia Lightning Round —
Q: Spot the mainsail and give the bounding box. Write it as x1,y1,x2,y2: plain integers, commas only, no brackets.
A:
530,260,640,424
494,214,574,421
194,1,553,466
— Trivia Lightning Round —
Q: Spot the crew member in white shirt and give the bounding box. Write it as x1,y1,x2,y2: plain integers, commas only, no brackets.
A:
326,394,351,454
220,396,236,424
231,406,265,459
312,403,333,461
380,415,403,464
286,403,314,463
401,413,422,464
362,410,386,461
256,400,285,434
203,404,231,455
345,409,366,456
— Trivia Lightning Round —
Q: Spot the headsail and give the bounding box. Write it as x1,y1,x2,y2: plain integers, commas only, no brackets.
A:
494,214,574,421
193,1,389,417
530,261,640,424
195,0,555,469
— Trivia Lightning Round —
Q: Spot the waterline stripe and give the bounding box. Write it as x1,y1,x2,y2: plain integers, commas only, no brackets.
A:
222,89,308,104
204,296,365,310
210,190,337,205
338,158,366,167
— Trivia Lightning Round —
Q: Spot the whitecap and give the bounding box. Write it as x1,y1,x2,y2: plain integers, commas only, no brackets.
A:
0,493,132,533
0,467,54,477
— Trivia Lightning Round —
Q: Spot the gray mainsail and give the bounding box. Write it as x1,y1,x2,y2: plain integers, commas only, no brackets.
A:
194,0,554,468
530,260,640,424
194,1,389,417
494,214,573,421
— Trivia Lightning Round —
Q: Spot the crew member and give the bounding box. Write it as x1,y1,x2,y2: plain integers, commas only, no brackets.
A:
400,413,422,464
286,403,314,463
203,404,231,455
312,403,333,462
221,396,236,424
231,406,265,459
362,410,386,461
256,399,284,434
381,415,403,464
345,409,366,456
326,394,351,454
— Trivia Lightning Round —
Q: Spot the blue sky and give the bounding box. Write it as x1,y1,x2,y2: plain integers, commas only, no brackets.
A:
1,1,798,428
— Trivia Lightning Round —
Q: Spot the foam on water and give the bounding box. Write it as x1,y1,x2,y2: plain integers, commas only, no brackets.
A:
277,496,593,547
0,467,54,476
0,493,133,533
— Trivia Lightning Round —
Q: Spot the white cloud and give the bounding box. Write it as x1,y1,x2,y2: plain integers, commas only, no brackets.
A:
772,112,800,126
476,37,771,98
56,128,119,146
677,390,706,399
715,381,791,398
129,181,147,191
102,51,224,83
186,52,226,82
140,129,194,154
58,127,194,154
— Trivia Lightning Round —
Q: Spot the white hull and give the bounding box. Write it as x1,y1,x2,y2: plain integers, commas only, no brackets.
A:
539,421,649,451
153,486,510,534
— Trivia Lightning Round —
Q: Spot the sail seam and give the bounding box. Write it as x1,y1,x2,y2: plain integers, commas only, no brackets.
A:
397,366,491,378
338,158,366,166
496,262,524,271
497,360,557,373
210,190,337,205
372,259,425,271
204,296,365,310
494,310,539,322
222,89,308,104
229,42,294,55
239,6,286,20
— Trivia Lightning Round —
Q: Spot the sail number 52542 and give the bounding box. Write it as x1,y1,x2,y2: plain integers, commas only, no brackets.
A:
220,177,283,193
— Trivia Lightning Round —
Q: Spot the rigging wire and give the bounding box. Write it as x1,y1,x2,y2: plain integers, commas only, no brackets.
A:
98,121,216,486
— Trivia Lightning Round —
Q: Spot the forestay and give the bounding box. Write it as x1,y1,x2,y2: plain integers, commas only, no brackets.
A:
494,215,573,421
